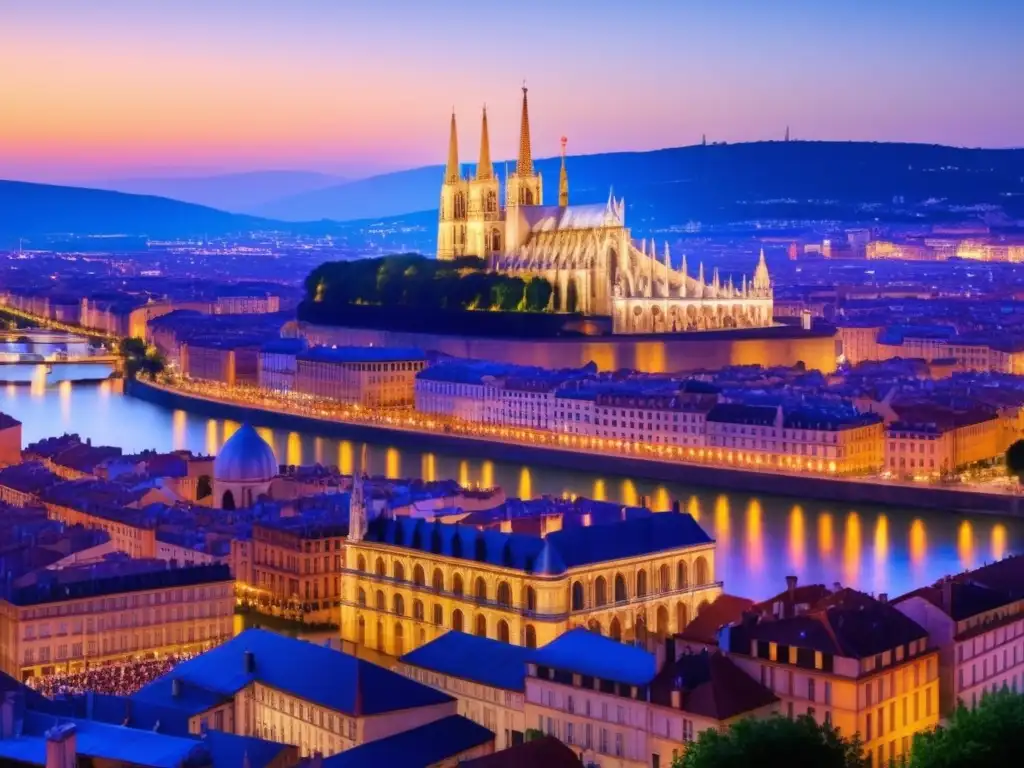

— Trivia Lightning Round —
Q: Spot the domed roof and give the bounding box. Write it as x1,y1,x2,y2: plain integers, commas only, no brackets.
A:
214,424,278,484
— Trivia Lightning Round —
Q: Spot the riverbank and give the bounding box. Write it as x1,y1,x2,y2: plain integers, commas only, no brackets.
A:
128,378,1024,517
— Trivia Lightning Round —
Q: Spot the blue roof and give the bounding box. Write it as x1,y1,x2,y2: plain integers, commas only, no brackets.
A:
365,511,712,576
299,345,426,363
321,715,493,768
530,627,657,686
399,631,536,692
204,730,292,768
133,629,452,717
0,711,204,767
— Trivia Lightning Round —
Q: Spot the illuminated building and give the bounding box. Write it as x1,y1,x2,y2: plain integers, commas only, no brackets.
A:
719,580,940,768
132,628,466,759
523,629,778,767
705,403,884,475
212,423,278,510
182,337,263,387
0,560,233,682
258,338,308,393
341,472,722,657
885,406,1002,479
438,89,773,333
398,630,534,750
214,293,281,315
294,346,427,407
893,555,1024,716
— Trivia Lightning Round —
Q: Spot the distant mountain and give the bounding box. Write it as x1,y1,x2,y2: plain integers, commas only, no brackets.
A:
0,179,308,246
257,141,1024,225
88,170,347,214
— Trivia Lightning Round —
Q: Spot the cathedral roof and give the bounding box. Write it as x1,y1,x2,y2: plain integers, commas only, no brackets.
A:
522,203,622,234
363,511,712,575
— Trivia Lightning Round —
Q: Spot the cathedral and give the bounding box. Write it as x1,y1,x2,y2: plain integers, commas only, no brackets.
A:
437,88,774,334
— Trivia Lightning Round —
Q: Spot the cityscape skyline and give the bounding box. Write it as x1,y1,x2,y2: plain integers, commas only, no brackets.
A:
1,0,1023,183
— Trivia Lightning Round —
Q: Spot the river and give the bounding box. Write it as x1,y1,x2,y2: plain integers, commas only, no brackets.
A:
2,377,1021,601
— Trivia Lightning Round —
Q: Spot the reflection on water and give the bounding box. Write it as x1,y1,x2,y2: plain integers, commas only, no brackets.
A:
2,382,1023,601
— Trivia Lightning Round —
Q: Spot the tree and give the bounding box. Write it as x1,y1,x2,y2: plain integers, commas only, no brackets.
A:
908,688,1024,768
1006,440,1024,481
196,475,213,500
525,277,553,311
674,715,867,768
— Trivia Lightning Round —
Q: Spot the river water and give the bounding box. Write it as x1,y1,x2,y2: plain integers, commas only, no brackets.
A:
2,374,1021,601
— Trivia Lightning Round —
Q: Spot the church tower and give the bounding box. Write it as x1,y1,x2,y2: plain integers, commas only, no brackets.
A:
348,446,368,542
505,86,543,209
437,111,469,260
467,107,502,259
558,136,569,207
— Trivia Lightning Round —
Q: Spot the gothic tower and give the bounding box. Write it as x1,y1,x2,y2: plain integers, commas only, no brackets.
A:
558,136,569,207
505,86,543,209
467,107,502,258
347,446,368,543
436,111,469,260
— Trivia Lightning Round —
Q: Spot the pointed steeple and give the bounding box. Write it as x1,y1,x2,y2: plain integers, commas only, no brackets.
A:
679,253,688,298
348,445,368,542
516,85,533,177
558,136,569,207
697,262,705,298
476,106,493,181
445,110,460,183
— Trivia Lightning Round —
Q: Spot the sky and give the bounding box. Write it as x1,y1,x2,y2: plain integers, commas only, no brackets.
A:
1,0,1022,183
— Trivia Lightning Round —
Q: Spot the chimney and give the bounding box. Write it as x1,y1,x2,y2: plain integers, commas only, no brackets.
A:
942,577,953,612
832,581,842,593
620,506,628,521
785,575,797,605
671,499,681,514
171,679,182,698
244,649,255,674
581,511,592,527
878,593,888,604
670,690,681,709
308,752,324,768
45,723,77,768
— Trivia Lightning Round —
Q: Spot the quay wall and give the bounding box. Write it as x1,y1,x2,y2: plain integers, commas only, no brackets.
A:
294,322,839,374
128,379,1023,517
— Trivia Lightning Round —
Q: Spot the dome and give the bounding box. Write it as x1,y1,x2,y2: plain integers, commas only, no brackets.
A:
214,424,278,483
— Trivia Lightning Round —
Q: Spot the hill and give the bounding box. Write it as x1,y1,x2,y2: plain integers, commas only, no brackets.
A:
0,179,339,246
257,141,1024,225
88,170,347,214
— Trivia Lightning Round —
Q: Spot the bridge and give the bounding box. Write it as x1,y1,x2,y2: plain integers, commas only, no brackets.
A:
0,305,120,343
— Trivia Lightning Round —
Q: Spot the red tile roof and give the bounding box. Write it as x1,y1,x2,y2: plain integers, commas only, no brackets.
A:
678,594,754,646
460,736,583,768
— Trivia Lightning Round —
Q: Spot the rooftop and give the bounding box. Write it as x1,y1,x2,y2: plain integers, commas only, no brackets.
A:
399,631,536,692
530,628,657,686
460,735,583,768
133,629,453,717
321,715,493,768
299,345,427,364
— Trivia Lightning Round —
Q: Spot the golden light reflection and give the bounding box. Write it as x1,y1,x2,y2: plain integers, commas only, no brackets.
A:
205,420,218,456
818,512,834,558
874,514,890,566
30,366,46,398
653,485,671,513
745,499,764,574
420,453,435,482
385,447,400,478
5,382,15,398
714,495,730,550
223,420,240,441
788,505,805,570
339,441,353,475
620,478,638,507
517,467,532,499
481,460,494,489
458,460,470,488
635,341,667,374
286,432,302,466
59,380,72,422
957,521,975,570
843,512,861,586
687,495,701,521
97,380,110,398
171,409,186,451
592,478,606,501
314,437,324,466
992,523,1007,561
909,519,927,570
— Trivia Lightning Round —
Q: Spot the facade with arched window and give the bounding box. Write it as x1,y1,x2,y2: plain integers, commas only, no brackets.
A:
340,511,721,658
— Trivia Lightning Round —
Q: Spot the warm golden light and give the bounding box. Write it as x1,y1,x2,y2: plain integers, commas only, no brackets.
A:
339,441,354,475
745,499,764,574
385,447,400,478
620,478,638,507
517,467,532,499
874,514,890,566
687,495,701,521
714,494,730,551
653,485,671,513
223,420,240,441
957,520,975,570
59,379,72,422
909,519,927,570
205,419,218,456
788,504,805,570
30,365,46,398
992,523,1007,561
286,431,302,466
421,453,436,483
481,460,494,489
818,512,834,558
843,512,862,586
458,460,470,488
592,478,606,501
171,409,186,451
314,436,324,466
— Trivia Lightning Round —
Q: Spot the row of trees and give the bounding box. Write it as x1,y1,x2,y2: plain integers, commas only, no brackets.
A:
673,689,1023,768
304,253,553,313
119,337,165,380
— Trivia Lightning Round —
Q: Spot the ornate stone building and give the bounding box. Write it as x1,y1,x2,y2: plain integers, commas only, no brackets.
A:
341,473,722,658
437,89,774,333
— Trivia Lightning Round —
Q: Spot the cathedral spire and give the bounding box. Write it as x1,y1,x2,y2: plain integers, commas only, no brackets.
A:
348,445,369,542
558,136,569,207
516,85,533,177
679,254,688,298
476,106,493,181
445,110,460,183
